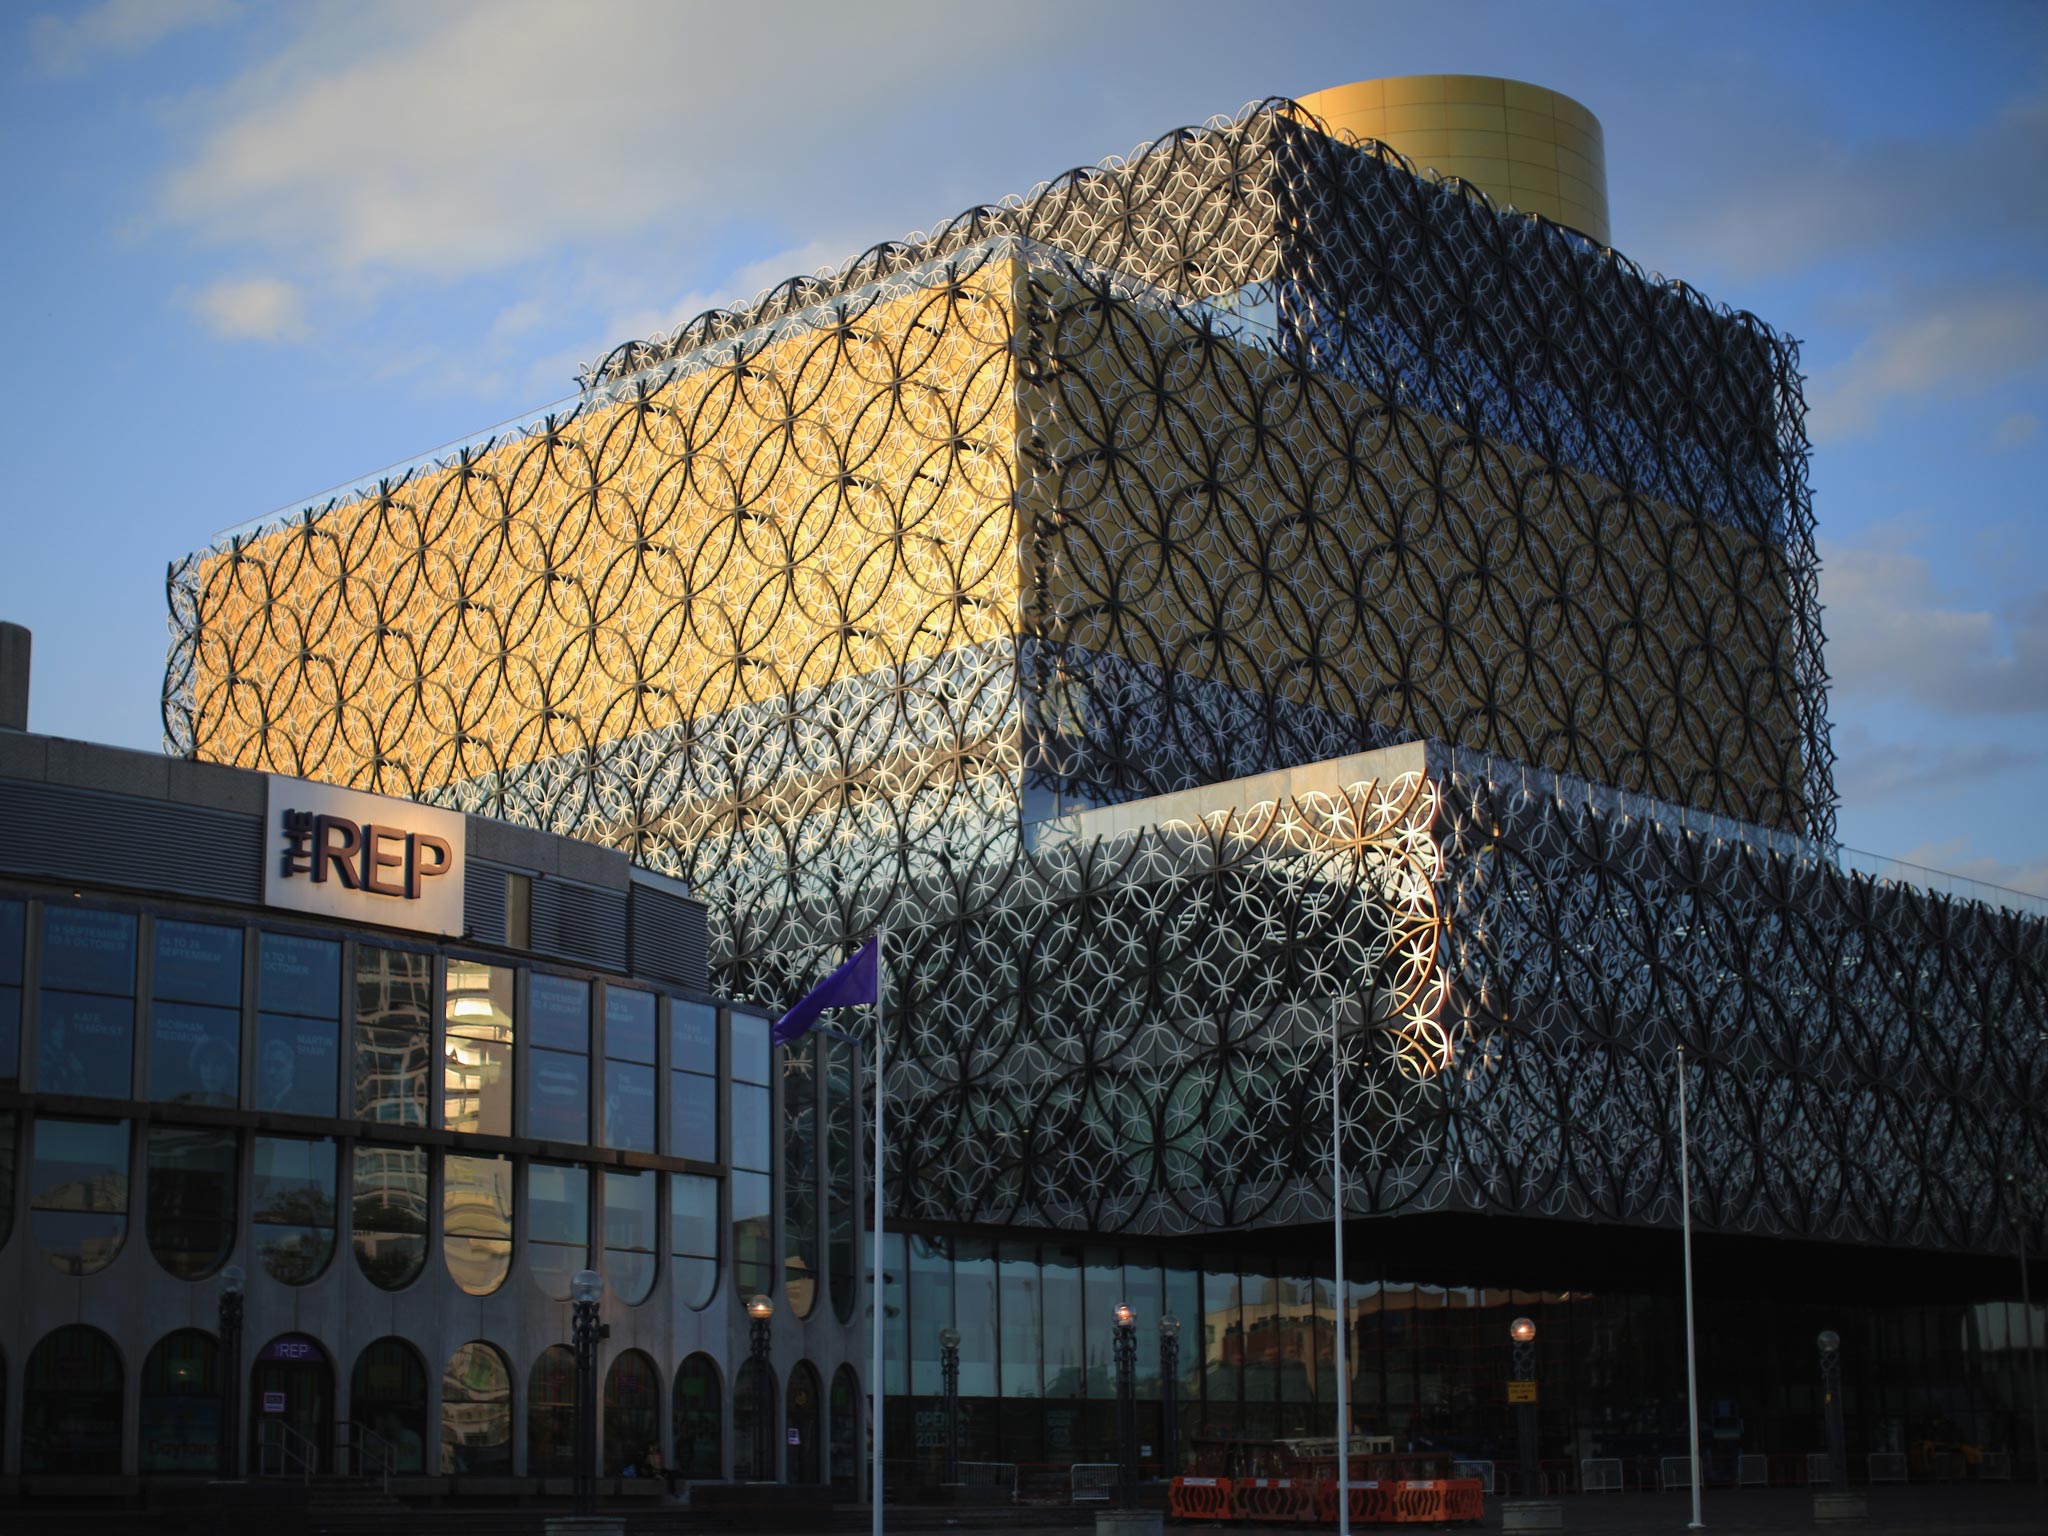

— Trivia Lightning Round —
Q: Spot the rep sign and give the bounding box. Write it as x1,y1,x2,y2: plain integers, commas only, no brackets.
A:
264,776,466,936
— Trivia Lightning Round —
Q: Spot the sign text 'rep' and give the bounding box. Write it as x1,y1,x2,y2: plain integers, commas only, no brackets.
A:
264,775,466,936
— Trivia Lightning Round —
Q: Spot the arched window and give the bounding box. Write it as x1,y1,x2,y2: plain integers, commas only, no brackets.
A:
786,1360,822,1485
732,1357,778,1481
252,1135,335,1284
140,1329,221,1473
602,1350,659,1476
352,1144,427,1289
670,1173,718,1310
444,1153,512,1295
30,1118,128,1275
147,1126,236,1280
602,1169,657,1306
528,1163,589,1300
527,1345,575,1477
23,1325,122,1472
440,1341,512,1475
672,1353,722,1479
350,1337,427,1474
783,1036,817,1319
829,1364,859,1497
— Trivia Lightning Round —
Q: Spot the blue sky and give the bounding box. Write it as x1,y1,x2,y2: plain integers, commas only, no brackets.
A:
2,0,2044,893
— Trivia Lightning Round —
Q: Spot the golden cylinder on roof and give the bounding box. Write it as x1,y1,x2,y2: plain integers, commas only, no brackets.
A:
1295,74,1610,247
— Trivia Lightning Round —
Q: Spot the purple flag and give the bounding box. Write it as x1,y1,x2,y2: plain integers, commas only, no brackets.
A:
771,937,879,1046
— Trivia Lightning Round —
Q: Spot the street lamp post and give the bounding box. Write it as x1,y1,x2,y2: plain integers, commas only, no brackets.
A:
571,1269,609,1517
1509,1317,1538,1498
1160,1315,1182,1480
217,1264,245,1480
1114,1302,1139,1510
1818,1330,1846,1489
939,1326,962,1485
749,1294,776,1482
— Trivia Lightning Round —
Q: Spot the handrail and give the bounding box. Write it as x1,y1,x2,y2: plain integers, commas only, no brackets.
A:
257,1417,317,1484
345,1421,398,1491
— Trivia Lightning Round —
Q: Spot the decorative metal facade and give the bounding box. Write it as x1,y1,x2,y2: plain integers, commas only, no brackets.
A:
162,99,2042,1254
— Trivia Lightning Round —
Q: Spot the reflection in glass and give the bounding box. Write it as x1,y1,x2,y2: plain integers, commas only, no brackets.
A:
829,1363,859,1497
732,1082,771,1174
602,1350,660,1475
151,923,242,1107
528,1162,588,1299
670,1173,718,1310
529,975,591,1142
732,1358,777,1480
154,922,242,1006
30,1118,128,1275
529,974,589,1050
256,933,341,1116
672,1001,716,1073
605,988,656,1063
603,1169,657,1306
39,990,133,1100
670,1068,716,1163
603,987,656,1152
1000,1242,1042,1397
252,1135,336,1284
443,1153,513,1296
733,1168,772,1300
672,1353,722,1477
527,1345,575,1475
442,1340,512,1474
784,1038,817,1318
41,908,136,994
351,1337,428,1474
355,947,431,1124
957,1239,996,1397
24,1324,122,1472
259,932,340,1016
146,1126,236,1279
352,1144,428,1290
444,960,514,1135
0,898,24,1084
731,1011,771,1084
140,1328,221,1473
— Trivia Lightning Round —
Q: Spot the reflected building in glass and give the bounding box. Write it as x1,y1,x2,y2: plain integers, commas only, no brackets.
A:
0,682,861,1495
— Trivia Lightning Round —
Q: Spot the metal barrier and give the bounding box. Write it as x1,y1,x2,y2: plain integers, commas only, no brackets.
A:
1581,1457,1622,1492
1933,1450,1966,1482
1659,1456,1693,1491
1869,1452,1908,1484
1451,1458,1494,1494
1071,1463,1119,1503
1806,1452,1832,1485
1980,1450,2013,1482
1736,1453,1768,1487
957,1461,1019,1500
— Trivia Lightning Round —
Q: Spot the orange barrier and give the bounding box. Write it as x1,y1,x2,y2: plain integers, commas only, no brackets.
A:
1168,1476,1233,1520
1232,1476,1320,1523
1316,1477,1487,1525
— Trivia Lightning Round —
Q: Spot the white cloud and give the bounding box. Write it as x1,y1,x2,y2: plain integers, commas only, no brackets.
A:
1894,838,2048,904
191,275,308,342
1994,411,2041,448
1820,521,2048,715
1831,727,2039,805
1805,286,2048,443
31,0,235,74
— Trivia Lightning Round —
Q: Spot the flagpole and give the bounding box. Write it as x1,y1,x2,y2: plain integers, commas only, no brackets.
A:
871,925,887,1536
1333,997,1351,1536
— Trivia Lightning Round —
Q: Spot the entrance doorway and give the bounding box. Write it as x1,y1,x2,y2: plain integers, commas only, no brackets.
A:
251,1333,332,1474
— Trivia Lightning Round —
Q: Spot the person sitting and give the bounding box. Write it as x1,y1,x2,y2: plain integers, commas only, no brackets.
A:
643,1441,677,1497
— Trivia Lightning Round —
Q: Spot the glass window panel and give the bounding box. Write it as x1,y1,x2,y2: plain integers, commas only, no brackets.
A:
38,990,133,1099
673,1354,722,1478
527,1345,575,1476
31,1118,128,1275
352,1144,428,1290
149,1001,239,1106
1044,1245,1084,1397
672,1001,716,1074
880,1230,908,1395
350,1337,427,1474
957,1238,997,1397
0,982,18,1087
444,1153,513,1296
443,959,514,1136
528,1161,588,1299
670,1173,718,1310
252,1135,336,1285
910,1235,952,1396
1202,1256,1242,1416
604,988,656,1064
602,1060,656,1152
258,933,340,1018
783,1037,817,1319
24,1325,123,1472
529,1048,590,1143
1083,1245,1121,1395
140,1328,222,1473
731,1081,771,1173
41,908,136,995
1166,1259,1202,1401
732,1168,772,1300
442,1341,513,1474
0,899,20,1085
1125,1255,1164,1397
1000,1242,1043,1398
603,1352,661,1476
731,1010,770,1084
603,1169,657,1306
529,974,589,1053
355,947,431,1123
153,921,242,1008
0,1107,16,1249
147,1125,236,1279
670,1070,716,1163
254,1011,339,1116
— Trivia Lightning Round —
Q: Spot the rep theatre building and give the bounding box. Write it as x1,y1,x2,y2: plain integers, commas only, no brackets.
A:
0,632,866,1496
158,75,2047,1490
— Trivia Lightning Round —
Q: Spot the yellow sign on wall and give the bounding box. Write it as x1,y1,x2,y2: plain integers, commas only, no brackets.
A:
1507,1380,1538,1404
